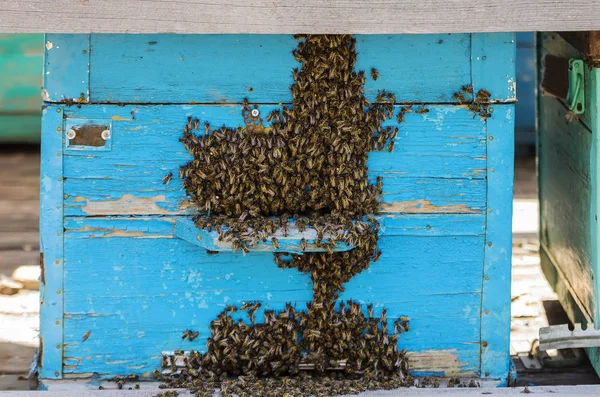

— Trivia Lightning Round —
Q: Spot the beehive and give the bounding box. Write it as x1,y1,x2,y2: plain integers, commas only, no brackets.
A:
38,33,516,389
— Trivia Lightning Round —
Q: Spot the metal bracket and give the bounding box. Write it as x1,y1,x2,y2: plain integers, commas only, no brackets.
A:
539,323,600,350
65,118,112,151
566,59,585,115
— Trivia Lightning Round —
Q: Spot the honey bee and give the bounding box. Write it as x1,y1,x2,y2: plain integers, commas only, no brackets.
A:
162,172,173,185
370,68,380,81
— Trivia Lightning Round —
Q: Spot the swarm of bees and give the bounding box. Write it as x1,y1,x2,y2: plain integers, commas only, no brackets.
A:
163,34,418,396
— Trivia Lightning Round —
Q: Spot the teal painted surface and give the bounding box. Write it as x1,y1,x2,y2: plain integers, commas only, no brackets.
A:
0,34,43,142
41,33,516,381
43,34,515,105
39,106,64,379
538,32,600,376
481,105,514,382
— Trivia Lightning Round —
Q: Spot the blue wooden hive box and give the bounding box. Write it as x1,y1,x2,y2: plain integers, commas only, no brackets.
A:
38,33,516,388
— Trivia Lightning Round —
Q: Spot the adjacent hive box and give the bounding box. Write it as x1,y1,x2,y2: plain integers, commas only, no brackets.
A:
0,34,43,142
38,34,515,386
538,32,600,375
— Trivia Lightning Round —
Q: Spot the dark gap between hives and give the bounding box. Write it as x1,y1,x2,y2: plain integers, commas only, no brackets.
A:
160,34,415,397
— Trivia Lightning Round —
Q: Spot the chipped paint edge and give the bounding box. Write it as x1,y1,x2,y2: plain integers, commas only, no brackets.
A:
471,33,517,103
39,105,65,380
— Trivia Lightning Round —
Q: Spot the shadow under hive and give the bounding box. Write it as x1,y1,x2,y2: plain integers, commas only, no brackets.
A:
164,34,411,396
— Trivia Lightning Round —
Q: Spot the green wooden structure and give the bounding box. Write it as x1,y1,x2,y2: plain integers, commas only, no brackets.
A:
0,34,43,142
538,32,600,374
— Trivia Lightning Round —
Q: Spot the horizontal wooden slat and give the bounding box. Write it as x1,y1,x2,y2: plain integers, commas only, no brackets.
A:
46,34,477,104
62,214,483,376
1,1,599,33
59,104,488,216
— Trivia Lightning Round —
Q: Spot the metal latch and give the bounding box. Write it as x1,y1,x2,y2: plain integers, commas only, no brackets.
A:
539,323,600,351
566,59,585,115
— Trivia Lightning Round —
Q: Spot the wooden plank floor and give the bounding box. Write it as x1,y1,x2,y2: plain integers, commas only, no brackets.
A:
0,151,599,390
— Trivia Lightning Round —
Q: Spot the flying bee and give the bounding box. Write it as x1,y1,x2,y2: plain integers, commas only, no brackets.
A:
370,68,380,81
162,172,173,185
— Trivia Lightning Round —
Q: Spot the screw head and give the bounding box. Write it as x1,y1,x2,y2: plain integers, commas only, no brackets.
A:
251,109,260,117
101,129,111,140
66,129,76,139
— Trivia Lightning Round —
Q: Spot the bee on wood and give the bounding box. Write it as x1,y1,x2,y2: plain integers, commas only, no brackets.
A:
162,172,173,185
415,106,429,114
370,68,380,81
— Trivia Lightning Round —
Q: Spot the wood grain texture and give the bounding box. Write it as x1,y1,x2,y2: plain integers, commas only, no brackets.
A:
1,1,600,34
61,215,484,377
59,104,488,216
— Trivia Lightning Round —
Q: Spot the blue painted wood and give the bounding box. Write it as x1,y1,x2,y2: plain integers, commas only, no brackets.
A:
40,33,517,382
61,215,484,377
43,34,516,105
43,34,89,103
59,104,487,217
481,104,514,383
471,33,517,103
40,106,65,379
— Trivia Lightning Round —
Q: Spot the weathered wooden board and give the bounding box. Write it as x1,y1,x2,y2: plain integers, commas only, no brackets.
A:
538,31,600,377
61,215,484,377
43,33,516,104
539,95,595,322
60,104,488,217
1,1,600,34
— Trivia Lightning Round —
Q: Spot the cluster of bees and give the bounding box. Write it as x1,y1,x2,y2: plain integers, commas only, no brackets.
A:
167,34,414,396
453,85,493,120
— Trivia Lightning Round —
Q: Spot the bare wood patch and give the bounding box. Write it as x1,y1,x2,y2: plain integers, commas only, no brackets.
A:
406,349,474,376
381,200,478,214
76,194,176,216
